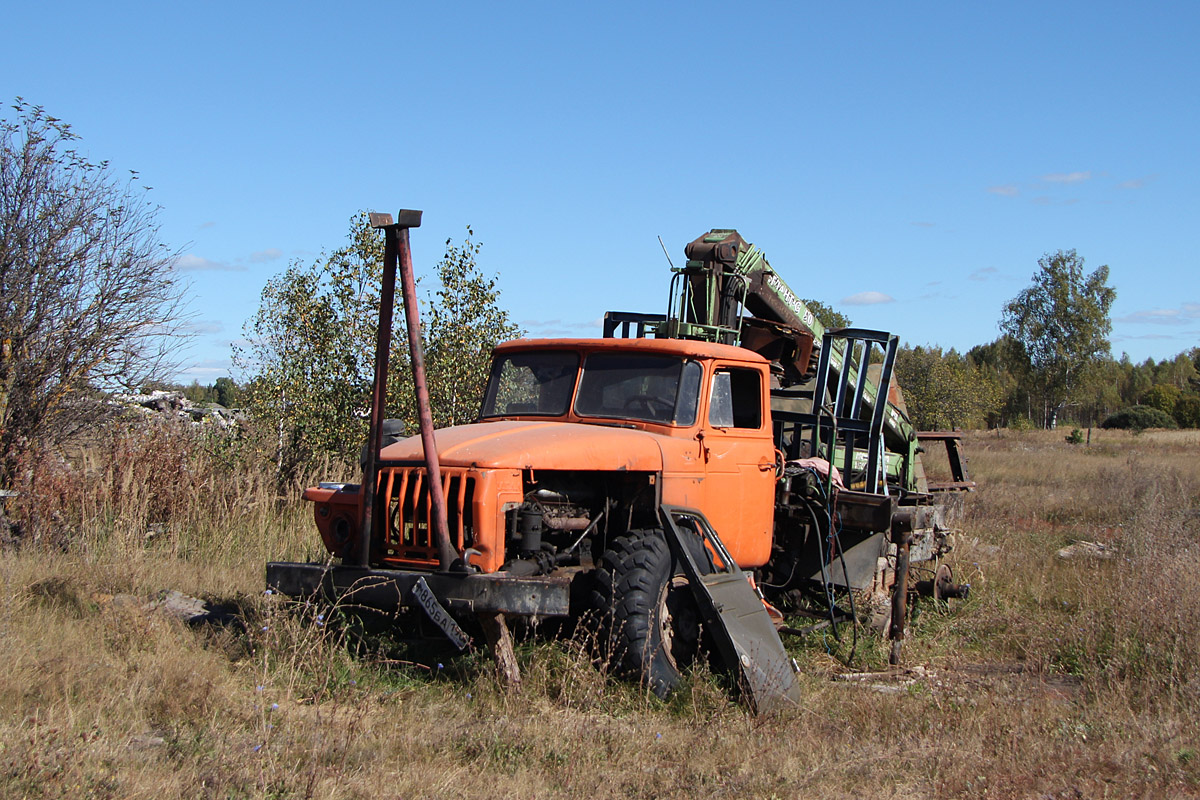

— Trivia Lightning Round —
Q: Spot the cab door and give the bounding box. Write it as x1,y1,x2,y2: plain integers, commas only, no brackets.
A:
699,364,776,567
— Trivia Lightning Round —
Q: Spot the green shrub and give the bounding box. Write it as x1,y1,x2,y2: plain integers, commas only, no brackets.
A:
1065,428,1084,444
1100,406,1179,431
1174,395,1200,429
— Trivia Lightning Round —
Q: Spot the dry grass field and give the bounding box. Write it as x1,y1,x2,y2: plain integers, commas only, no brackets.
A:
2,425,1198,799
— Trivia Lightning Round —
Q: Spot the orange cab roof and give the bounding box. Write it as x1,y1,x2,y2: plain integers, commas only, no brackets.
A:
493,336,767,363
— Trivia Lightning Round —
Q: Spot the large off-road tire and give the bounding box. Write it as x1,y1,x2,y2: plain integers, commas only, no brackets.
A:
592,529,703,698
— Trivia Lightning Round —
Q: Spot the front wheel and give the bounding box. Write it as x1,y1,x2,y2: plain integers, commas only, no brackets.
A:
592,529,703,698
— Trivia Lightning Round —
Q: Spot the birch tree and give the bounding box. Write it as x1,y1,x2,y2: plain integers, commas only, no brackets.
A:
1000,250,1116,428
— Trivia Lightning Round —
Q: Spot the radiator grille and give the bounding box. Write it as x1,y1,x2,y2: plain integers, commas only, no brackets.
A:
378,467,476,566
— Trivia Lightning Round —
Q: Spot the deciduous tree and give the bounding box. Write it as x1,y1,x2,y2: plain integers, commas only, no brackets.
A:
235,213,388,485
0,100,188,484
895,345,1001,430
1000,249,1116,428
424,229,521,427
236,215,520,487
800,299,852,330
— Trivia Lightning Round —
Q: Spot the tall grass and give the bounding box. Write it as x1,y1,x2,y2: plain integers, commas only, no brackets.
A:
6,417,342,593
1,422,1198,798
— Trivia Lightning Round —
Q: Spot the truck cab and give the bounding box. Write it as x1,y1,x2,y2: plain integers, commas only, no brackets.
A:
304,336,776,577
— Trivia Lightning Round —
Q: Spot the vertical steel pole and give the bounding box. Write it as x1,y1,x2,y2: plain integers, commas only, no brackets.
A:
889,531,912,666
358,214,400,567
395,225,454,571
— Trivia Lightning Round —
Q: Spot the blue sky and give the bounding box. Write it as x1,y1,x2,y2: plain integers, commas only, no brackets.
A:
5,1,1197,383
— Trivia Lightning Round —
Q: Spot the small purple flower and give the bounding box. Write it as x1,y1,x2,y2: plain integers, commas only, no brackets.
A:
253,744,262,752
270,703,279,711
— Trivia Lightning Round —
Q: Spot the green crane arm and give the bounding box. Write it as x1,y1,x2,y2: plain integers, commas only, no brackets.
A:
662,229,918,473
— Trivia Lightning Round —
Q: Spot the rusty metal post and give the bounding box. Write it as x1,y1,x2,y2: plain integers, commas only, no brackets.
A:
888,531,912,666
358,213,401,567
390,216,455,572
362,210,454,572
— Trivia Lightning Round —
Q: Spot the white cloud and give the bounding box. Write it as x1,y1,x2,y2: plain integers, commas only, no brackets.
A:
181,366,231,378
1116,303,1200,326
183,320,225,335
969,267,998,282
250,248,284,263
1041,171,1092,184
519,318,602,337
841,291,895,306
987,184,1019,197
175,254,245,272
1117,174,1157,190
173,358,235,383
1113,332,1179,342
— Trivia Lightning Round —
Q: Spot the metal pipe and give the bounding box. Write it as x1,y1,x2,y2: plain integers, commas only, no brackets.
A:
394,224,455,572
888,530,912,666
358,214,400,567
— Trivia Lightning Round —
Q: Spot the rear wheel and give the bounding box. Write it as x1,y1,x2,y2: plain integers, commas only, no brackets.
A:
592,529,702,698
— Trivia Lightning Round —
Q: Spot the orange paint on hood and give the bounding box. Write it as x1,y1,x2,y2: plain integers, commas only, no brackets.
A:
380,419,667,472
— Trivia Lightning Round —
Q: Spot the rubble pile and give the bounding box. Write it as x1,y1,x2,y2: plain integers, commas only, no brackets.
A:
111,390,242,428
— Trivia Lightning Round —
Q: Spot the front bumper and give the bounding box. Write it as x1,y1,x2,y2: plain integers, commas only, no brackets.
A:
265,562,572,618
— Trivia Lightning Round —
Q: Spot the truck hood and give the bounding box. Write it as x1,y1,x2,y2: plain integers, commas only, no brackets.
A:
379,419,667,472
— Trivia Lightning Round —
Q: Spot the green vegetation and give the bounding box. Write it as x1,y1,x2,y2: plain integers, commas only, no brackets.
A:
894,345,1002,429
1000,249,1117,429
181,376,241,408
800,298,852,330
1101,405,1179,431
230,215,520,488
895,342,1200,431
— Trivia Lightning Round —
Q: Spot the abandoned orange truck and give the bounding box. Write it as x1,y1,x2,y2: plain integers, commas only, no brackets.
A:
268,221,972,709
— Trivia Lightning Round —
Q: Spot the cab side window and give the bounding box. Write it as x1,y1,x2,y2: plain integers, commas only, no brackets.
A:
708,368,761,429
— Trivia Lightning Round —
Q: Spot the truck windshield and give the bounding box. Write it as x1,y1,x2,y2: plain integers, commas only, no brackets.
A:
575,353,702,425
480,351,580,417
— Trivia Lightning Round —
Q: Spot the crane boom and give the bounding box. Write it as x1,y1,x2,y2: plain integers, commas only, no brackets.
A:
658,228,919,491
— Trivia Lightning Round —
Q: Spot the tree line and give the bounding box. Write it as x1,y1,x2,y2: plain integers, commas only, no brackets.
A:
895,340,1199,432
889,249,1196,432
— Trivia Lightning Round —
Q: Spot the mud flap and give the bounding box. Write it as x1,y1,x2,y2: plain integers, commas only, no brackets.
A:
660,504,802,714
